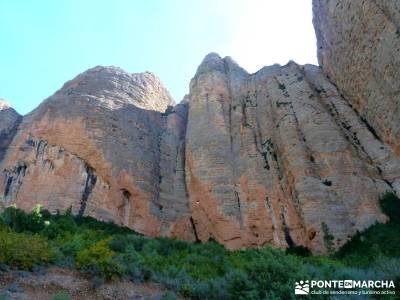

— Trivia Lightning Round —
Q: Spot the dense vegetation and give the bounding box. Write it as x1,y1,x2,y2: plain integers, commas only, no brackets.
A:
0,192,399,299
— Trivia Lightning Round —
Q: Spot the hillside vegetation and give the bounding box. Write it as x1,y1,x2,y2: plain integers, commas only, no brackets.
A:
0,193,399,299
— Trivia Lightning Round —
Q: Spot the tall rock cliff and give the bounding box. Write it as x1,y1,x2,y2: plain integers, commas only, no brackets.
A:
1,2,399,253
313,0,400,155
185,54,399,252
0,100,22,162
0,66,194,240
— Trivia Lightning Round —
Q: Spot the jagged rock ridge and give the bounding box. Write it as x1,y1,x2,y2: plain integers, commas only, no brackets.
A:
1,1,399,253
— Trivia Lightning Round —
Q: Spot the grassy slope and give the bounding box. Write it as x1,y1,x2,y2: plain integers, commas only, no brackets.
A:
0,193,399,299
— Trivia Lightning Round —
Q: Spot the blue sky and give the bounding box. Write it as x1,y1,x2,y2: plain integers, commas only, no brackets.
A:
0,0,317,115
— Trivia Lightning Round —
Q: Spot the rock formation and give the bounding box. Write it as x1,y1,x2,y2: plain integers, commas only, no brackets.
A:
0,100,22,162
313,0,400,155
1,1,399,253
0,67,194,240
185,54,399,252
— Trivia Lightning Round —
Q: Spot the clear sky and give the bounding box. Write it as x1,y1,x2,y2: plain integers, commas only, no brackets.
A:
0,0,317,115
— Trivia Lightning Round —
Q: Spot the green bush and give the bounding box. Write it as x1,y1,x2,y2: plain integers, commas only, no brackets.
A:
76,238,124,279
0,205,46,233
380,191,400,223
0,201,398,298
335,192,400,266
0,229,54,269
75,215,133,235
42,214,78,239
286,245,311,257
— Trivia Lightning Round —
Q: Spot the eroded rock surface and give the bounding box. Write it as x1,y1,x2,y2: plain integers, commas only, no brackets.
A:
2,59,399,253
185,54,399,252
1,1,400,253
313,0,400,155
0,67,194,240
0,100,22,162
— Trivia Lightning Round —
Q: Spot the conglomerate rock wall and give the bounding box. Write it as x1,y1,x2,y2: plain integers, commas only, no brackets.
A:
185,54,398,252
1,2,399,253
0,67,194,241
313,0,400,156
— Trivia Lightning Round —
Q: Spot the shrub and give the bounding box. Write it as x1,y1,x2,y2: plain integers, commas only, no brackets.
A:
54,228,114,260
335,221,400,266
42,214,78,239
0,205,46,233
1,201,399,298
380,192,400,223
75,238,124,279
0,229,54,269
227,247,306,299
335,192,400,265
226,270,258,299
286,245,311,257
75,215,133,235
108,234,148,253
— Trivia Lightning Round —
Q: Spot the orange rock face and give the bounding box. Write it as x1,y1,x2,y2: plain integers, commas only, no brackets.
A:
1,2,400,253
185,55,399,253
0,67,195,241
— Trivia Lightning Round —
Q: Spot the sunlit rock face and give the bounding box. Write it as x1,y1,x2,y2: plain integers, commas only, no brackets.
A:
313,0,400,156
0,100,22,162
185,54,398,253
1,0,400,253
0,66,194,241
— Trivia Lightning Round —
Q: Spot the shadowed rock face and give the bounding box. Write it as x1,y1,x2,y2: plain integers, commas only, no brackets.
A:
1,2,400,253
0,100,22,162
313,0,400,156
